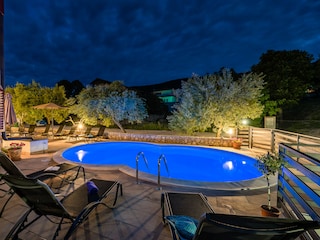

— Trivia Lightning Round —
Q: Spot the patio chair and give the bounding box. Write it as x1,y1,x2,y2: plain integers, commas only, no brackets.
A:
0,152,85,217
1,174,123,239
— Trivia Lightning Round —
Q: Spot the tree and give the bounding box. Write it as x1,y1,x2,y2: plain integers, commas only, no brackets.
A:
251,50,314,115
5,81,68,125
167,69,264,136
69,81,148,132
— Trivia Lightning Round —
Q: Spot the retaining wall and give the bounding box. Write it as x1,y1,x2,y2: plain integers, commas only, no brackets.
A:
107,132,234,147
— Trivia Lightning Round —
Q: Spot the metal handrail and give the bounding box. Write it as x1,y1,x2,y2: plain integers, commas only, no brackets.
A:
135,152,149,184
157,154,169,190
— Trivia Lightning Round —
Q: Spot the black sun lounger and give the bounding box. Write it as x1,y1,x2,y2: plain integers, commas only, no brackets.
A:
0,152,85,216
161,192,320,240
1,175,123,240
192,213,320,240
161,192,214,222
161,192,214,240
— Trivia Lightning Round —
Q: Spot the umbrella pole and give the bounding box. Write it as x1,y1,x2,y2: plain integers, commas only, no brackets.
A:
51,117,54,138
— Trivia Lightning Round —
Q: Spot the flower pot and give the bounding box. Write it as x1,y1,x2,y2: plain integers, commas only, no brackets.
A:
232,142,241,149
8,148,22,161
260,204,280,217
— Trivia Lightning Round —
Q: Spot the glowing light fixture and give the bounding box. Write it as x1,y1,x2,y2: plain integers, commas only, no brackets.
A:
223,161,234,170
242,119,249,125
227,128,234,138
76,150,87,162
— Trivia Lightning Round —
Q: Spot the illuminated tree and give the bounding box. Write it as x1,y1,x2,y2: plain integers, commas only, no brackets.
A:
168,69,264,136
69,81,148,132
5,81,68,125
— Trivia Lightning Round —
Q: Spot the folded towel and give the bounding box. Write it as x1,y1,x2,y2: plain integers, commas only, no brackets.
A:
87,181,99,202
87,181,99,193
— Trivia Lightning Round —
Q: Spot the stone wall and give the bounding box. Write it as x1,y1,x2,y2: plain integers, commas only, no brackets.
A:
107,132,233,147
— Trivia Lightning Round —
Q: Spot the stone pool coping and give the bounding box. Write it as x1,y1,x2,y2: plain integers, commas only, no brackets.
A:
53,142,276,191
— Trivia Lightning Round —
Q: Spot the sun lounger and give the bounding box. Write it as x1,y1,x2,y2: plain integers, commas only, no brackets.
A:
0,152,85,217
53,124,66,138
1,174,123,239
161,192,214,222
40,124,51,136
191,213,320,240
68,126,93,141
21,124,36,137
85,126,106,142
161,191,320,240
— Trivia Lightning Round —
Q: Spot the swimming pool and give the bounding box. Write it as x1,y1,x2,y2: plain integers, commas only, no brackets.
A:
60,142,263,186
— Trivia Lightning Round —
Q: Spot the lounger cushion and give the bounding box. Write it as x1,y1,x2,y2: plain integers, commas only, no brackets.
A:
165,215,198,240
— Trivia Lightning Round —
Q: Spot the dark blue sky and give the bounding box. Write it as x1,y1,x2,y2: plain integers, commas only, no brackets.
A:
4,0,320,87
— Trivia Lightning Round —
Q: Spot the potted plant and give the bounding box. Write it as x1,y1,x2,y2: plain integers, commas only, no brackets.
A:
256,152,287,217
5,142,25,161
231,138,242,149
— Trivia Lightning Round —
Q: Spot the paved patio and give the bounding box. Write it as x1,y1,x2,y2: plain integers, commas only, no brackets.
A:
0,139,278,239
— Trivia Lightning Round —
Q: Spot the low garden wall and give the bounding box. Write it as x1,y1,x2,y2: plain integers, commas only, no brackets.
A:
107,132,234,147
2,138,48,154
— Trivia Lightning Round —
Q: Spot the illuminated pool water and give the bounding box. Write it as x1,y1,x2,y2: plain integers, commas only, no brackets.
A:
61,141,262,183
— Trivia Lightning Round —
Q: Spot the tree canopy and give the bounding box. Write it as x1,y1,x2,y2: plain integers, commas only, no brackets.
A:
5,81,68,125
167,69,265,136
251,50,314,115
69,81,148,132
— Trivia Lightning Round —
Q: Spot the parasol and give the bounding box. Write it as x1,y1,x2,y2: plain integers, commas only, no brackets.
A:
33,102,66,137
4,93,17,125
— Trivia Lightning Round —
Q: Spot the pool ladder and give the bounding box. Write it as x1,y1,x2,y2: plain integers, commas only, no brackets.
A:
136,152,149,184
157,154,169,190
135,152,169,190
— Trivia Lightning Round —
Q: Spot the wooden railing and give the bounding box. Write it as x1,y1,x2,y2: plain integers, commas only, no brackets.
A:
249,127,320,159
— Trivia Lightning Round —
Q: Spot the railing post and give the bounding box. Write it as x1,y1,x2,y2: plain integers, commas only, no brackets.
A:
249,127,253,149
157,158,161,190
271,129,275,153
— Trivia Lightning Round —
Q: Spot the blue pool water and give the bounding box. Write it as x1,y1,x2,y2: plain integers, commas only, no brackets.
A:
62,142,262,182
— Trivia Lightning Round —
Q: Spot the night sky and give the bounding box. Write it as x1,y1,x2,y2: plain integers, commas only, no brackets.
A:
4,0,320,87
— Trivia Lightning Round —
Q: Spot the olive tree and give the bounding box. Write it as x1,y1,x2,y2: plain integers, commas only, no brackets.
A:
69,81,148,132
168,69,265,136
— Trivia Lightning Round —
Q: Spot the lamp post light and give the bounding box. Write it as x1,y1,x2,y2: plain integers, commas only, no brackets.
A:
242,119,249,125
78,122,84,135
227,128,234,138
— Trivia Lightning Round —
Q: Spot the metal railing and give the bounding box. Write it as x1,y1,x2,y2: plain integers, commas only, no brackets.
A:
157,154,169,190
278,143,320,240
135,151,149,184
